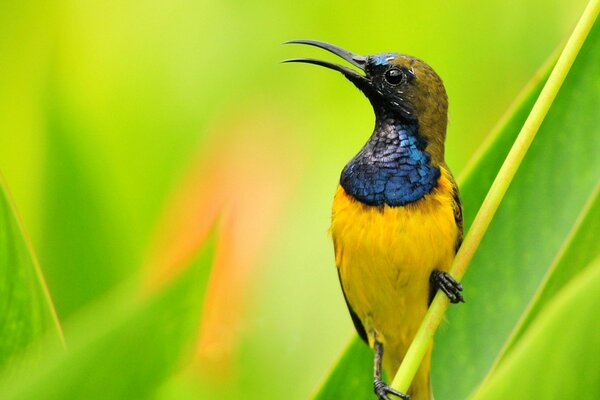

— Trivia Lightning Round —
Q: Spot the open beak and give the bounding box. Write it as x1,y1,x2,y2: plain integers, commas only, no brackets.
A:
282,40,369,87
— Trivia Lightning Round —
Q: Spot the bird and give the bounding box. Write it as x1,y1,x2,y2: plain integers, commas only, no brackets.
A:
284,40,464,400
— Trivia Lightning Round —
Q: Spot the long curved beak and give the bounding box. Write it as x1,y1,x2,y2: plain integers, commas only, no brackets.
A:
282,40,369,86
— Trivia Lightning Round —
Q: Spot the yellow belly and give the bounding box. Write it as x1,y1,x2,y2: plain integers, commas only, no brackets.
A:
330,167,459,393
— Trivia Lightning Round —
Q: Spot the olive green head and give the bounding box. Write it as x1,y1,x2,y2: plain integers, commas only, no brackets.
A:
284,40,449,163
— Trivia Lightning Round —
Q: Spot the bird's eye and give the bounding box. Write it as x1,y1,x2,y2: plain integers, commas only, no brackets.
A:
384,68,404,85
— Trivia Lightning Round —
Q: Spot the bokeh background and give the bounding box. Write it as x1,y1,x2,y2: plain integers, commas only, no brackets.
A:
0,0,589,398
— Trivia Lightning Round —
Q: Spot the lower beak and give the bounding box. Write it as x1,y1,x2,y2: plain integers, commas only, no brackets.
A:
282,40,369,86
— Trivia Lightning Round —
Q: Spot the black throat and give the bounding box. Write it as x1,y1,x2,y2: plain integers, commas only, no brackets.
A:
340,118,440,206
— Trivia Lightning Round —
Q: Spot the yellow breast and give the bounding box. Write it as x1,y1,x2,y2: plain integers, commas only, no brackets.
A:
330,166,459,361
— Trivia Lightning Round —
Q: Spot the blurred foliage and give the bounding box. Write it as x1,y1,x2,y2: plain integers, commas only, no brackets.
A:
0,235,215,400
501,185,600,356
0,176,63,372
0,0,596,399
473,256,600,400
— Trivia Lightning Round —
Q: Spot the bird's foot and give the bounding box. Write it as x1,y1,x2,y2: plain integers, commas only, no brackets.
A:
431,270,464,303
374,379,409,400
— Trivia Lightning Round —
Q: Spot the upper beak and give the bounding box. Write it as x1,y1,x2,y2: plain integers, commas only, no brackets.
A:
282,40,369,86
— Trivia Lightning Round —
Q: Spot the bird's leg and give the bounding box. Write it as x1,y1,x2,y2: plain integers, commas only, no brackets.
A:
373,341,409,400
430,270,464,303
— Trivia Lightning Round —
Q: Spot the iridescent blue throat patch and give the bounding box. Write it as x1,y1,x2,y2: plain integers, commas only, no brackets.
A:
340,121,439,206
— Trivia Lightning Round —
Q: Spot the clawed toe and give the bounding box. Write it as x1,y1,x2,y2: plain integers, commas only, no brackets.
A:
431,270,464,304
374,379,410,400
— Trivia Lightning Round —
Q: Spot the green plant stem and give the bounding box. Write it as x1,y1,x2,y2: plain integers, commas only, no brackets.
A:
390,0,600,393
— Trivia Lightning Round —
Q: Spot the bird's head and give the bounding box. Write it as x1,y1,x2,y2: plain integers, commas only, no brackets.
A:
284,40,449,163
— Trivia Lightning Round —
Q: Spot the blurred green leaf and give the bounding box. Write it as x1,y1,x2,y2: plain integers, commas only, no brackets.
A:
314,338,373,399
472,256,600,400
0,175,64,370
312,15,599,400
489,184,600,371
0,235,215,400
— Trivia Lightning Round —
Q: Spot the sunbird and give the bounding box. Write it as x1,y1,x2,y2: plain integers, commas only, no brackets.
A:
285,40,464,400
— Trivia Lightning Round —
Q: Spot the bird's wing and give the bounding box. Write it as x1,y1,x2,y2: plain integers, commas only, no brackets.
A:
451,177,464,252
336,268,369,345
